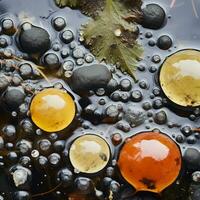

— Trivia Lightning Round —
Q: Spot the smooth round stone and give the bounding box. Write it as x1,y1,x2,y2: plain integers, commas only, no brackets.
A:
2,18,15,35
43,53,60,69
69,134,110,174
142,4,166,29
3,87,25,111
19,23,50,54
30,88,76,132
53,17,66,31
183,148,200,170
60,30,74,43
157,35,172,50
71,64,112,93
159,50,200,107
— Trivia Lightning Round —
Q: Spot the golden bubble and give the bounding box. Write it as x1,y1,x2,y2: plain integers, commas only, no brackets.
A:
160,49,200,107
30,88,75,132
69,134,110,174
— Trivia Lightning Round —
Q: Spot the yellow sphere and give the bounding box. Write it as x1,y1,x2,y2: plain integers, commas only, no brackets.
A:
30,88,76,132
160,49,200,107
69,134,110,174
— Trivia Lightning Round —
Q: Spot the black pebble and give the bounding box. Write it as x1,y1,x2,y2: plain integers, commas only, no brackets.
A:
183,148,200,170
154,110,167,124
75,177,93,194
53,17,66,31
191,188,200,200
19,23,50,54
43,53,60,69
157,35,172,50
0,74,10,92
71,64,112,93
60,30,74,44
57,168,73,187
3,87,25,111
131,90,143,102
13,191,30,200
181,125,192,137
2,125,16,142
142,4,166,29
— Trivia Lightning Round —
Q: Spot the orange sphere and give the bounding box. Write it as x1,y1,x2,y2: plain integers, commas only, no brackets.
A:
30,88,76,132
118,132,182,193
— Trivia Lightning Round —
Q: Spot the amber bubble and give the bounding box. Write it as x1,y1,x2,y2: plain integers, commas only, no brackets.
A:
118,132,182,193
159,49,200,107
30,88,76,132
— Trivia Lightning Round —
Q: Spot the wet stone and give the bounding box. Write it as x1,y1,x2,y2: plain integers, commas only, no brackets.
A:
71,64,112,93
191,188,200,200
3,87,25,111
13,191,31,200
142,102,152,111
139,80,149,89
105,105,119,122
43,53,60,69
157,35,172,50
53,17,66,31
148,39,156,47
131,90,143,102
120,78,132,91
151,55,161,63
2,125,16,142
19,63,33,79
183,148,200,170
187,136,197,144
154,110,167,124
60,30,74,43
176,135,185,144
124,107,146,127
192,171,200,183
75,177,93,194
120,92,130,103
152,99,163,109
0,36,8,48
57,168,73,187
106,79,119,93
142,4,166,29
0,74,10,92
181,126,192,137
145,32,153,38
19,23,50,54
2,18,15,35
72,47,85,59
112,133,122,146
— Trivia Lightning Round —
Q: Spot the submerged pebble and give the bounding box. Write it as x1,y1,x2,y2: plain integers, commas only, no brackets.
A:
142,4,166,29
19,23,50,54
71,64,112,93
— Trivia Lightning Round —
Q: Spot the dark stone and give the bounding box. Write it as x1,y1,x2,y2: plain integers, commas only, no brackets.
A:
19,23,50,54
157,35,172,50
154,110,167,125
43,53,60,69
71,64,112,93
142,4,166,29
3,87,25,111
183,148,200,170
124,107,146,127
191,188,200,200
13,191,30,200
75,177,93,194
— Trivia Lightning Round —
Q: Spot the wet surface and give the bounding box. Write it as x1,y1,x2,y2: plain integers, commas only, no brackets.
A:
0,0,199,199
